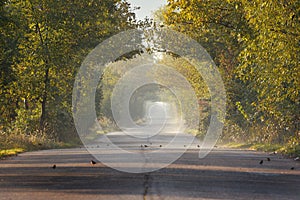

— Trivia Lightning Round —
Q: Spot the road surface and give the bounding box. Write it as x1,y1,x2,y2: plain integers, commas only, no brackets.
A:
0,137,299,200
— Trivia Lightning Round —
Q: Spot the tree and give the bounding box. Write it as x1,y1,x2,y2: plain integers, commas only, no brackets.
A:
0,0,136,140
0,1,21,128
236,0,300,142
161,0,252,139
161,0,299,143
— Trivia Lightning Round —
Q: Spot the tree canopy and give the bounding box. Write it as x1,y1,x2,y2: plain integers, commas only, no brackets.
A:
0,0,135,142
0,0,299,154
161,0,299,144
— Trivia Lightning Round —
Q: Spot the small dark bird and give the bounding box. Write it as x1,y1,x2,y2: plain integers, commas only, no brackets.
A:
159,145,162,147
144,145,148,148
267,158,271,161
259,160,263,164
290,167,294,170
52,164,56,169
197,145,200,148
90,160,96,165
38,143,42,146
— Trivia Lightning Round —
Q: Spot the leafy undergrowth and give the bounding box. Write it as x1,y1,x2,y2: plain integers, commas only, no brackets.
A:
222,142,300,157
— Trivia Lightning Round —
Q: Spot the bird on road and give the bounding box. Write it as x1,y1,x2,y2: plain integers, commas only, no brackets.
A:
290,167,295,170
52,164,56,169
267,158,271,161
259,160,263,164
90,160,96,165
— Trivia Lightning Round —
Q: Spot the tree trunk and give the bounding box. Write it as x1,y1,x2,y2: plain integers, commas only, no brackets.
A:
35,21,51,130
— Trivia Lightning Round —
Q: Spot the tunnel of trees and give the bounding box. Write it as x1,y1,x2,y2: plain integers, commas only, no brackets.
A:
0,0,299,155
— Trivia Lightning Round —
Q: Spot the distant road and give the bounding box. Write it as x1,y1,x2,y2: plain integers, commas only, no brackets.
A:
0,139,299,199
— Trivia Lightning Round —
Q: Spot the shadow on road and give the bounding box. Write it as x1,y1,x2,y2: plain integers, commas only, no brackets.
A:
0,148,299,200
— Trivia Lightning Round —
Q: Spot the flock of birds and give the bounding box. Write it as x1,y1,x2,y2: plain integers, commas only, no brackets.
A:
50,158,296,170
139,144,201,148
49,148,298,170
49,143,205,169
259,156,297,170
52,159,97,169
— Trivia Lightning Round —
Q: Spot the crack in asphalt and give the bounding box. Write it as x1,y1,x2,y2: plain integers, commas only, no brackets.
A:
143,173,151,200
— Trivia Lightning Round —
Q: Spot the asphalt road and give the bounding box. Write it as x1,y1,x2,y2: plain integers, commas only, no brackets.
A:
0,140,299,200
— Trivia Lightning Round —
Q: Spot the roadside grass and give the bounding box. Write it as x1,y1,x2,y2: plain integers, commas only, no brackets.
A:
187,128,300,157
221,142,300,157
0,148,24,159
0,130,81,159
0,141,80,159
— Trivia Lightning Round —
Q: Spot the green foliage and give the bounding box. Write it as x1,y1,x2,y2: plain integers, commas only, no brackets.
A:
236,0,299,131
0,0,136,148
162,0,299,148
1,0,299,157
157,55,211,131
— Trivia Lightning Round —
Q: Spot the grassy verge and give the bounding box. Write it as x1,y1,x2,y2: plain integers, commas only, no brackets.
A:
0,130,81,159
221,142,300,157
0,142,80,159
0,148,24,159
